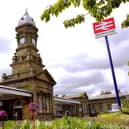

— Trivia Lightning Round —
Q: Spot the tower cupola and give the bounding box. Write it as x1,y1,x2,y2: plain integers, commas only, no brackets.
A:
18,9,36,27
15,10,38,49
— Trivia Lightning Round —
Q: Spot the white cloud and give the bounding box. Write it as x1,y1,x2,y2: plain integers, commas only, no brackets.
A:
0,1,129,97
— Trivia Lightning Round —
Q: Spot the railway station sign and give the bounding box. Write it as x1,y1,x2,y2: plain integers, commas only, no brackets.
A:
93,17,116,38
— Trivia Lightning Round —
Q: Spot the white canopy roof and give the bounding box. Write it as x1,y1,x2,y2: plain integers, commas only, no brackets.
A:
54,96,80,104
0,85,32,97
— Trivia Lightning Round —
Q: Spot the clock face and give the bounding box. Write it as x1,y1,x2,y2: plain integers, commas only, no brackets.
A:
32,38,36,45
19,37,25,44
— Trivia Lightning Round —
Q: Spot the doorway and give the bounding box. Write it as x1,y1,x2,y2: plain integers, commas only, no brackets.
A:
3,100,14,120
13,100,22,120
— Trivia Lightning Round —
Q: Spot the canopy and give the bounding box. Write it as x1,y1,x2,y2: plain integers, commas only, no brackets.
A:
0,85,32,97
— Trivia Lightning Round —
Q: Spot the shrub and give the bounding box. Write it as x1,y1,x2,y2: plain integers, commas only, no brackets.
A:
122,99,129,114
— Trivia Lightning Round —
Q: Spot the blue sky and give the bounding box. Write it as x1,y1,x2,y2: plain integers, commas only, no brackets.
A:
0,0,129,97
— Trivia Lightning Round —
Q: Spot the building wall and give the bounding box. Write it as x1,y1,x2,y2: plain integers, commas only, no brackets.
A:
89,98,116,114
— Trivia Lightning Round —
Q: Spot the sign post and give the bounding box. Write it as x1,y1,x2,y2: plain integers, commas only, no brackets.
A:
105,36,121,110
93,17,121,111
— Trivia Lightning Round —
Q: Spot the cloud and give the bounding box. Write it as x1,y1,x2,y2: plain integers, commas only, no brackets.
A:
111,28,129,44
60,71,104,87
0,36,12,54
54,69,105,95
110,39,129,67
53,60,129,97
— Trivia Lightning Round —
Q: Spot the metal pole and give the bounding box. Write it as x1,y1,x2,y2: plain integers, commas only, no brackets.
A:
105,36,121,111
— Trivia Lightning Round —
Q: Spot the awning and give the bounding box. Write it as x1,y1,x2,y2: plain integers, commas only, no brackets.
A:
0,85,32,97
54,97,80,104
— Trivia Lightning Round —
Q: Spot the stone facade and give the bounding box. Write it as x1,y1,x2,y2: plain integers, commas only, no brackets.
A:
88,91,129,115
54,93,89,118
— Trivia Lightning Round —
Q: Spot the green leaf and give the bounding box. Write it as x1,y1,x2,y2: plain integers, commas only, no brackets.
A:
63,14,85,28
41,9,50,21
70,0,81,7
121,14,129,28
45,15,50,22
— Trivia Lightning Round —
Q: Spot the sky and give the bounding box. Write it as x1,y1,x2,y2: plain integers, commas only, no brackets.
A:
0,0,129,98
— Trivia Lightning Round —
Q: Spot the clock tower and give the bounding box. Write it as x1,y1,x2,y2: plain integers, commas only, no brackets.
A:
11,10,44,74
0,10,56,120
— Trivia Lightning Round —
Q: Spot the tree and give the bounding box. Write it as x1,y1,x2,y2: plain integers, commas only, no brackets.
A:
40,0,129,28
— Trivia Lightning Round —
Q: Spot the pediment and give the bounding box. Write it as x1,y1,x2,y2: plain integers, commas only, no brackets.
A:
36,69,56,85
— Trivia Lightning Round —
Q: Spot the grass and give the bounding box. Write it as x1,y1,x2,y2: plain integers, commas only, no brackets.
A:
85,112,129,126
99,112,129,120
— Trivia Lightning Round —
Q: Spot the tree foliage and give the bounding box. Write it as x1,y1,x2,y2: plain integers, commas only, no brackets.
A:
41,0,129,28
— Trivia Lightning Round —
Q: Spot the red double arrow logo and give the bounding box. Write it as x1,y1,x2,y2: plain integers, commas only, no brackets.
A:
93,17,116,34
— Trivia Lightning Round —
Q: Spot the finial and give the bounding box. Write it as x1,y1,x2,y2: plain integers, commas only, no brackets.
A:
25,8,28,15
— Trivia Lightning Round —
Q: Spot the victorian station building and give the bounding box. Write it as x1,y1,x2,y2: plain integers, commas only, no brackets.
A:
0,11,129,120
0,10,56,120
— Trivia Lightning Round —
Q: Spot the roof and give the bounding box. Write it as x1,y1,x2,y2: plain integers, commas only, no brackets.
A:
0,70,56,85
54,96,80,104
64,92,88,99
36,69,56,85
89,92,129,100
18,9,36,27
0,85,32,97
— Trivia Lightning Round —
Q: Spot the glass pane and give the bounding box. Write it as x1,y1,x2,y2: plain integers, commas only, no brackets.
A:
38,95,43,113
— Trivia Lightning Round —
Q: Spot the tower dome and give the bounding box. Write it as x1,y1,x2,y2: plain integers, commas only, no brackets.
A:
18,9,36,26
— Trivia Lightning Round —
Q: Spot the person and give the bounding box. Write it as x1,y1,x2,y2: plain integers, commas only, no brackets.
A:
14,112,18,120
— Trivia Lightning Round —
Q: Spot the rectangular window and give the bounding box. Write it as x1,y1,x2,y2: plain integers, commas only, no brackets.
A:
83,103,86,113
43,95,46,113
107,104,112,112
38,93,51,113
90,105,95,113
38,95,43,113
98,104,103,112
79,105,82,112
46,96,50,113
